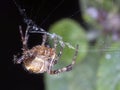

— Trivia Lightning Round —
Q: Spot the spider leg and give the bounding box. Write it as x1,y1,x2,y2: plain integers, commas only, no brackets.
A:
47,45,64,66
48,44,79,74
13,55,25,64
49,64,73,74
47,36,60,73
14,50,36,64
41,33,47,45
48,35,63,65
47,55,61,73
53,35,58,49
19,25,29,51
53,45,64,65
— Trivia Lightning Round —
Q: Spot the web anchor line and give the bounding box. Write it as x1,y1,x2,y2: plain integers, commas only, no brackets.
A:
13,0,75,49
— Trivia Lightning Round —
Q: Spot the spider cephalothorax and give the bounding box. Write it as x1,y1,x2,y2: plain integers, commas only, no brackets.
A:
14,26,79,74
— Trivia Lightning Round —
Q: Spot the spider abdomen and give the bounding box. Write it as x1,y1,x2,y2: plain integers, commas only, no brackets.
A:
23,56,48,73
22,45,56,74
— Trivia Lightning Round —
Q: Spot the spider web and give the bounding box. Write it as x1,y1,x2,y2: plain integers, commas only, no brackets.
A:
13,0,76,50
13,0,120,53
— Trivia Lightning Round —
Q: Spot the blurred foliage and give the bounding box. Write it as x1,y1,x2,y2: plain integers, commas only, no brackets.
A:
97,42,120,90
80,0,120,12
45,0,120,90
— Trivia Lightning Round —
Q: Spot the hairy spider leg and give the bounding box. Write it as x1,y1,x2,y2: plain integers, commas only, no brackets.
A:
47,45,64,74
19,26,30,51
53,36,58,49
47,36,60,73
41,34,47,45
48,44,79,74
13,26,30,64
54,45,64,65
14,54,26,64
47,46,63,74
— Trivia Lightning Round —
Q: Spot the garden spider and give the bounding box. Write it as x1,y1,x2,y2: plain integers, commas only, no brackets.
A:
13,26,79,75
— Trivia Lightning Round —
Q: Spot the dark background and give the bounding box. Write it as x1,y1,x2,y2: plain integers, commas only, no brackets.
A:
1,0,86,90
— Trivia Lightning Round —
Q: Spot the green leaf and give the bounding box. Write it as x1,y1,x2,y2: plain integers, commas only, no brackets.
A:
97,42,120,90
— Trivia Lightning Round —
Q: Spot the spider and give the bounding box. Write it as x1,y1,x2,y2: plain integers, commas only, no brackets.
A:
13,26,79,75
